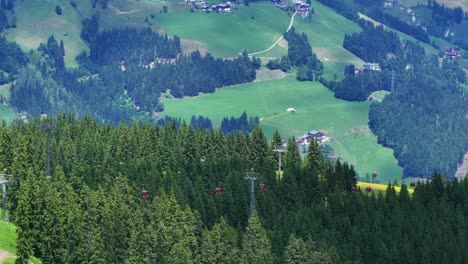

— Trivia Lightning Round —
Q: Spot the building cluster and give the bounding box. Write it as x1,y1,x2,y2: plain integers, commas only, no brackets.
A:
272,0,311,19
295,130,330,148
355,62,381,74
441,47,461,59
188,0,236,13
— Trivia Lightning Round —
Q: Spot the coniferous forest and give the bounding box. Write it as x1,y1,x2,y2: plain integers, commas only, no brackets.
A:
321,20,468,179
2,116,467,264
9,16,257,123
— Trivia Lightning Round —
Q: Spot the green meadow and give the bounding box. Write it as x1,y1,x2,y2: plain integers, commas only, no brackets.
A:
156,3,290,58
0,105,16,125
0,210,41,264
162,77,403,182
4,0,88,68
0,213,16,255
295,0,364,79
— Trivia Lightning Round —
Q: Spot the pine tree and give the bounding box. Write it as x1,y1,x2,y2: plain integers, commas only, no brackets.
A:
15,169,35,264
284,234,310,264
306,138,323,172
240,212,273,264
154,192,201,263
249,125,269,169
199,217,238,264
80,186,106,263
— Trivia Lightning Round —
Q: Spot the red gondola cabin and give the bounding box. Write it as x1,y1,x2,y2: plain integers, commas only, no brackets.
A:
259,183,266,191
366,186,372,193
215,187,222,195
351,186,357,192
142,190,149,199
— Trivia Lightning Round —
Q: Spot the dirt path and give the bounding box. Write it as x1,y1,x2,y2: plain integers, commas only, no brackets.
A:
108,3,141,15
248,11,297,56
0,250,16,262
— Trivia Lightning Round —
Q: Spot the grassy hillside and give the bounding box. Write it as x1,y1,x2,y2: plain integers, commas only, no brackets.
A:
162,76,403,183
0,105,16,125
0,83,17,125
0,217,16,256
356,181,415,195
0,211,41,264
157,3,290,58
4,0,88,68
295,0,364,79
398,0,468,10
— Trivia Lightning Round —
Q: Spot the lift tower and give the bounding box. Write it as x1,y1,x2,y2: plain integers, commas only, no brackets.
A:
272,145,286,177
1,169,16,222
244,171,260,216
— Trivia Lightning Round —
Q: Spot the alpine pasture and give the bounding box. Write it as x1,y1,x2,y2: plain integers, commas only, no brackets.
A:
4,0,88,68
156,3,290,58
294,0,364,79
0,0,407,182
162,76,403,183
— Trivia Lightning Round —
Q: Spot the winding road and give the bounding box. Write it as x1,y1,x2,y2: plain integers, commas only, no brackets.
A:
108,3,141,15
248,11,297,56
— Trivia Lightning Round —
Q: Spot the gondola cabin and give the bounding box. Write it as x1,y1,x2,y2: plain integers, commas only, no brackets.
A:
410,182,416,188
142,190,150,199
259,183,266,191
351,186,357,192
366,186,372,193
215,187,222,195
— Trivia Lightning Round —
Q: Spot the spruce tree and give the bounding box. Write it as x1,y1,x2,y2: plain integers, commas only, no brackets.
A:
15,169,35,264
284,234,310,264
240,212,273,264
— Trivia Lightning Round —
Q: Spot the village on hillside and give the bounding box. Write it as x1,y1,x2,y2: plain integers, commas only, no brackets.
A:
295,130,331,148
186,0,237,13
185,0,312,19
273,0,312,19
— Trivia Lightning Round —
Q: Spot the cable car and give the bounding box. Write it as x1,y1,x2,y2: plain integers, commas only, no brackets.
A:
351,186,357,192
259,183,266,192
214,187,222,195
142,189,150,199
410,182,416,188
366,186,372,193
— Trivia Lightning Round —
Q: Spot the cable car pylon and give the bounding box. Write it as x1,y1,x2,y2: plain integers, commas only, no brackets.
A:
0,168,16,222
244,171,260,217
272,145,286,178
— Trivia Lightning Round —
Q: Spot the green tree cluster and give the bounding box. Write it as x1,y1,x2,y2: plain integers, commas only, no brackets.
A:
1,117,466,263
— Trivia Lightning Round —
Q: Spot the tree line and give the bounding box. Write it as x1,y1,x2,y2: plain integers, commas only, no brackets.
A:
9,20,258,123
321,22,428,102
368,57,468,179
343,21,401,64
322,20,466,179
366,9,430,43
267,27,323,81
0,36,28,84
0,115,466,263
221,111,259,135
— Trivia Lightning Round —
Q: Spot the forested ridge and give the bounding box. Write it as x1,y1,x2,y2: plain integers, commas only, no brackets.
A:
1,115,467,263
369,58,468,178
9,19,258,123
316,20,467,179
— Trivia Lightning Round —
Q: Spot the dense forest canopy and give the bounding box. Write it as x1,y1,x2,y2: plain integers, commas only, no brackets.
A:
0,37,28,84
369,58,468,178
1,116,466,263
